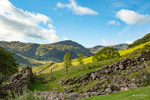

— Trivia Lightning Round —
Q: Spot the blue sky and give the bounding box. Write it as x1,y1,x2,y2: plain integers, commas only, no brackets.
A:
0,0,150,47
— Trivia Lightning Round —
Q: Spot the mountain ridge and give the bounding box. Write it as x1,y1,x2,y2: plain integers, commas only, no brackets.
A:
0,40,93,66
88,43,129,53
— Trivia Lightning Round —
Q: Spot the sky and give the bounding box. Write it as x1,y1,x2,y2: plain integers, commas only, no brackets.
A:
0,0,150,47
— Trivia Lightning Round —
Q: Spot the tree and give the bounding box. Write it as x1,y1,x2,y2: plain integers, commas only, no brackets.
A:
0,47,19,76
102,47,120,62
77,53,84,69
64,52,72,74
93,47,120,66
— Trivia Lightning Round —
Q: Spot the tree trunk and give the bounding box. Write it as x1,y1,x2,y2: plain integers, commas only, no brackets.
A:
82,64,85,70
97,61,99,66
51,69,53,79
66,67,68,74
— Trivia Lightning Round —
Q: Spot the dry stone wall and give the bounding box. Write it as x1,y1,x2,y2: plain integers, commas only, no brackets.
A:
0,66,33,99
62,50,150,94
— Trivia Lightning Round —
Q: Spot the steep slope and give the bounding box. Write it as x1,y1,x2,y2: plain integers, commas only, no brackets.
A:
128,33,150,48
119,41,150,56
89,44,128,53
0,40,92,63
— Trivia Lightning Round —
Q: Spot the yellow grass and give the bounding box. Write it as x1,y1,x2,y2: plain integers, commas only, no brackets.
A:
33,56,94,74
119,41,150,56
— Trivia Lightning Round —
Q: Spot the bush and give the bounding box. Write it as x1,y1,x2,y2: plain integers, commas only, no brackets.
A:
0,48,19,76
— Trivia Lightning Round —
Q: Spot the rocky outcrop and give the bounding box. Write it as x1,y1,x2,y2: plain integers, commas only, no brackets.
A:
62,50,150,95
0,66,33,99
37,91,101,100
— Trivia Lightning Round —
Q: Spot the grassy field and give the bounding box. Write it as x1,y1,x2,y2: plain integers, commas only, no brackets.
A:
82,86,150,100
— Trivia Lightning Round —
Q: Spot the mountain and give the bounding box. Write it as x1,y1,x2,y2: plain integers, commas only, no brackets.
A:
128,33,150,48
89,44,129,53
0,40,92,65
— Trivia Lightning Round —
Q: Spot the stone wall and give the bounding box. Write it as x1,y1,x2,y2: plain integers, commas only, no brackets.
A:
0,66,33,99
62,50,150,94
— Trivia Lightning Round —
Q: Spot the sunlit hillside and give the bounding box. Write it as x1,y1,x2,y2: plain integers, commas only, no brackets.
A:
33,56,93,74
33,41,150,74
119,41,150,56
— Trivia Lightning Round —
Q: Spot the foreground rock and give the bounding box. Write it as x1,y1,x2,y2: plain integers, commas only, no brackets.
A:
0,66,34,99
38,91,100,100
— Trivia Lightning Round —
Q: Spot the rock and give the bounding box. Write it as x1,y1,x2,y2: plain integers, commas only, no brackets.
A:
58,77,65,84
9,73,22,82
144,62,148,67
119,65,124,70
91,73,96,80
121,87,129,91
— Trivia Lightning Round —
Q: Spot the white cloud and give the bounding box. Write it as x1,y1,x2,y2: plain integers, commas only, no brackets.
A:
116,9,150,24
107,20,120,25
126,41,133,44
63,37,69,40
48,24,55,29
0,0,59,43
112,2,126,8
56,0,98,15
100,39,117,46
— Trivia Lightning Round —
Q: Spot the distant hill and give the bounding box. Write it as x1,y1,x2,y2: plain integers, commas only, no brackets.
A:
128,33,150,48
0,40,92,65
89,44,129,53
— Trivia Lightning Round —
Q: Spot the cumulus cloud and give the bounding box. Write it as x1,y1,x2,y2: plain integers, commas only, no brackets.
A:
100,39,117,46
0,0,59,43
116,9,150,24
126,41,133,44
56,0,98,15
107,20,120,25
63,37,69,40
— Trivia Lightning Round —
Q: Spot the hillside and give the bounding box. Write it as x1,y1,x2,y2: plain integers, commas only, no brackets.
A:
89,44,128,53
119,41,150,56
0,40,92,66
30,45,150,100
128,33,150,48
33,37,150,74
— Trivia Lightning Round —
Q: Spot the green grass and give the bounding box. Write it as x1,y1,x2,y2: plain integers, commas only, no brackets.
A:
31,57,122,92
82,86,150,100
